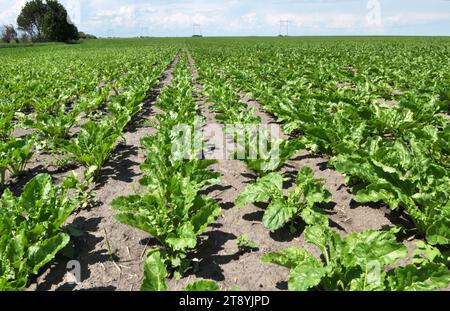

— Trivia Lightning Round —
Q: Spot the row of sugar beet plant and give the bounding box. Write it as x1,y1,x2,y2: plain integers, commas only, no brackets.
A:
187,37,450,291
111,50,225,291
0,41,177,290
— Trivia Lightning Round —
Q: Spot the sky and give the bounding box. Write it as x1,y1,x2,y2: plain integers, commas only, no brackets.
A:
1,0,450,37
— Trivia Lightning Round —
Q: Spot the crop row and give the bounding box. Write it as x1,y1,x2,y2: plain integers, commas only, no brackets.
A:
0,44,177,290
110,51,224,290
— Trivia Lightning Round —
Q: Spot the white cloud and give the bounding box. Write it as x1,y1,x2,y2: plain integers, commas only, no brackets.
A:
264,12,362,30
0,0,26,25
384,12,450,26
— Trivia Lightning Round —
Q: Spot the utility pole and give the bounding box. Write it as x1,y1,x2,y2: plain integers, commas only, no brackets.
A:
107,28,115,38
140,26,149,37
279,20,289,36
193,24,202,37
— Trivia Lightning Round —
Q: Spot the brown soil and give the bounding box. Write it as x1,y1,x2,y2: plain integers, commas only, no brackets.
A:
377,98,399,107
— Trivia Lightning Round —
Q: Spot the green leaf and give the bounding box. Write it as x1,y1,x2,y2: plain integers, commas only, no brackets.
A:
343,229,408,267
385,262,450,291
235,173,283,208
166,223,197,252
262,199,297,231
300,207,329,227
27,233,70,274
190,196,220,235
261,247,321,269
426,215,450,246
289,264,326,291
141,250,168,291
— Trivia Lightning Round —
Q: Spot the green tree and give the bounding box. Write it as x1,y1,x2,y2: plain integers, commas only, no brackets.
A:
42,0,79,42
17,0,79,42
17,0,46,41
1,25,18,43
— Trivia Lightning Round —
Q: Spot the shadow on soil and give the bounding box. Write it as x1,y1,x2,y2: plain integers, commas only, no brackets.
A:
95,144,140,189
188,230,239,282
35,216,115,291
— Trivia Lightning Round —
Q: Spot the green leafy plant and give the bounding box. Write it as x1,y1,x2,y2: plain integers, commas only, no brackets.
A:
5,137,34,177
332,135,450,245
24,104,81,142
238,135,305,176
112,165,220,275
236,167,331,231
0,137,34,187
262,225,450,291
0,174,78,290
63,120,120,177
0,112,14,140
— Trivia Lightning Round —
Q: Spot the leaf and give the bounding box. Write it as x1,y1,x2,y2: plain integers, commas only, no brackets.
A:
27,233,70,274
235,173,283,208
300,207,329,227
355,183,402,210
304,225,335,253
261,247,321,269
262,199,297,231
343,229,408,267
183,280,220,291
385,262,450,291
166,223,197,252
141,250,168,291
412,241,446,265
190,196,221,235
289,264,326,291
426,215,450,246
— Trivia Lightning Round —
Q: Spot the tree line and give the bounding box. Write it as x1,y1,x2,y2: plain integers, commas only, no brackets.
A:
1,0,96,44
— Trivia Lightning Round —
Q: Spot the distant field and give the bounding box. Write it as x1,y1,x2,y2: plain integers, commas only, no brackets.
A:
1,37,449,291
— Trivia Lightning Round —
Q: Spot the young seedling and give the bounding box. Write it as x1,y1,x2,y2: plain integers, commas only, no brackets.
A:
236,235,258,253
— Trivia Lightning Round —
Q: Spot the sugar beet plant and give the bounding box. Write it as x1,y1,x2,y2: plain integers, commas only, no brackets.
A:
236,166,331,232
63,119,122,178
0,174,78,290
112,53,221,288
262,224,450,291
0,137,34,189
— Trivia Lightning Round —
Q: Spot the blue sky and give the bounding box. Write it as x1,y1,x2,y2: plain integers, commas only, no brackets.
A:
1,0,450,37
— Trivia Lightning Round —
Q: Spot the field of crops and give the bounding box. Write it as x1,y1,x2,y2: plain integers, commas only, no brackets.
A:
0,37,449,291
